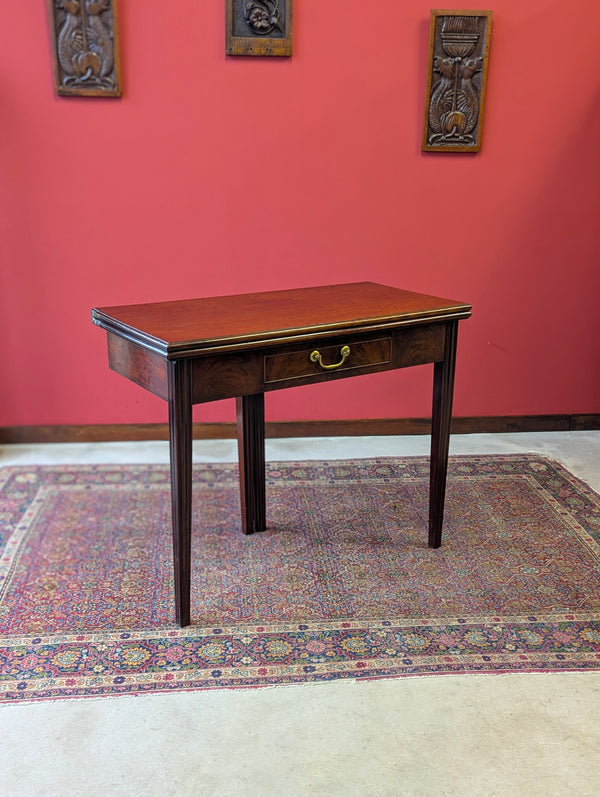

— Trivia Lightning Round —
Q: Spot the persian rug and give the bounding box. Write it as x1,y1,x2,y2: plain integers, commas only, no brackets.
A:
1,455,599,703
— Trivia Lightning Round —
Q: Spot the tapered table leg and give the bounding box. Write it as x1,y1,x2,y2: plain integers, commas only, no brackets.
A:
236,393,266,535
168,360,193,627
429,321,459,549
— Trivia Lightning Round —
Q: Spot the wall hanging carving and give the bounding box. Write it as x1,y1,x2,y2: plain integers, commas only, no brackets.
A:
422,10,492,152
47,0,122,97
226,0,293,56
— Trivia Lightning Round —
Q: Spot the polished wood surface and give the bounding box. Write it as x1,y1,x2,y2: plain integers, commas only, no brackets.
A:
93,282,471,357
236,394,266,535
167,359,193,628
92,282,472,627
264,337,392,384
429,321,458,547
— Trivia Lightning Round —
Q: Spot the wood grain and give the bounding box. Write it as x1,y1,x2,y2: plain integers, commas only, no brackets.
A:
236,394,266,534
265,338,392,383
429,322,458,547
92,282,471,359
107,334,168,399
167,359,193,627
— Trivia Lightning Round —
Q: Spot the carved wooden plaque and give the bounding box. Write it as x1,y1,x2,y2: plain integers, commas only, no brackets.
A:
226,0,293,57
422,10,492,152
47,0,122,97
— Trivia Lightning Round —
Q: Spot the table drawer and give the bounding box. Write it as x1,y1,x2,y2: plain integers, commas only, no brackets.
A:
264,337,392,384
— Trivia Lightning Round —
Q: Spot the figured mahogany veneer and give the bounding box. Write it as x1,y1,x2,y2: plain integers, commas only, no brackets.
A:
92,282,471,627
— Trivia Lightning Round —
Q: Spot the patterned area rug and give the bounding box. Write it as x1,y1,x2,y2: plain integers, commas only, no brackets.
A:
1,455,599,702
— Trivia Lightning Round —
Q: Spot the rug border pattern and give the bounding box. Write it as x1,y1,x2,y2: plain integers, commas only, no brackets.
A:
1,454,599,703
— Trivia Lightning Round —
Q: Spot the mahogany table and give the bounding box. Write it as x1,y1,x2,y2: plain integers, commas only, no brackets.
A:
92,282,471,627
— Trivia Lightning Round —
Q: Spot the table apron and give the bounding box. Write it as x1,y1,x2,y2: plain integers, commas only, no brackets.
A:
107,322,449,405
190,323,447,403
107,332,169,400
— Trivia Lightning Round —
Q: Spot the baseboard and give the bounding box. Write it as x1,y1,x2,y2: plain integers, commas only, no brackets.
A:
0,415,599,444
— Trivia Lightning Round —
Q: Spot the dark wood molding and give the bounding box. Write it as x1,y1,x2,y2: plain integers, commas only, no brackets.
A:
1,415,599,445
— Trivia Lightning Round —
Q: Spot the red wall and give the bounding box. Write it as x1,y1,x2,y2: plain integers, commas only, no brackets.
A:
1,1,599,427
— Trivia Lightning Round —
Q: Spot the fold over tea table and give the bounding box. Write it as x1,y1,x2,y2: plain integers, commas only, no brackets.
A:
92,282,471,627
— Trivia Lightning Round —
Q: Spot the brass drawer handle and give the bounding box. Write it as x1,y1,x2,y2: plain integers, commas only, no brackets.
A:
310,345,351,370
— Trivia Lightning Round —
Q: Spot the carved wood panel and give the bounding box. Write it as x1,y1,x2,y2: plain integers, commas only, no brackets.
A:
226,0,293,57
47,0,122,97
422,10,492,153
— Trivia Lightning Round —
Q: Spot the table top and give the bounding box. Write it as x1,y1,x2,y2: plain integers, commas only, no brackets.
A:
92,282,471,359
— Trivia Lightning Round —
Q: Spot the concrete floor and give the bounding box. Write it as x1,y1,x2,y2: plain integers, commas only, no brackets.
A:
0,432,599,796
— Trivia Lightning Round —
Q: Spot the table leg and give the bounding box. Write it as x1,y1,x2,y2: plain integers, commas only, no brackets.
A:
429,321,458,549
168,360,193,627
236,393,266,534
